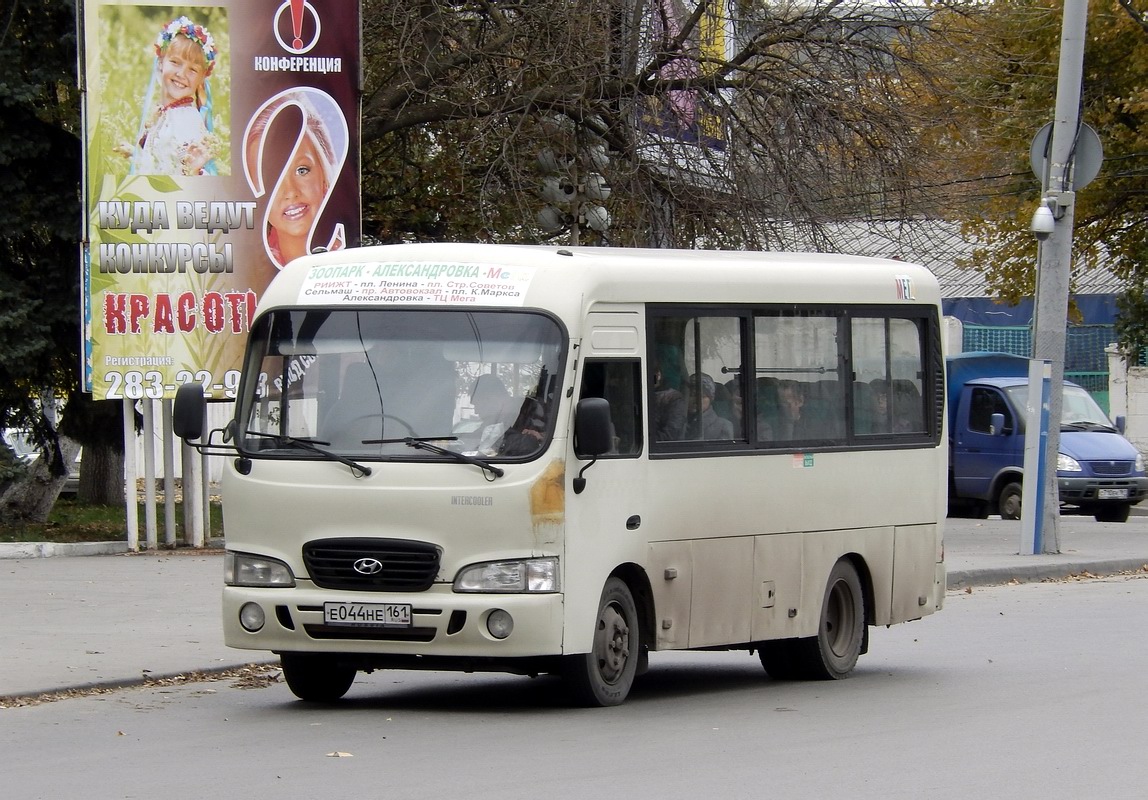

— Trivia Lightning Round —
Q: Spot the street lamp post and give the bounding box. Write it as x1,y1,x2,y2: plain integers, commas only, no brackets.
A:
1027,0,1091,553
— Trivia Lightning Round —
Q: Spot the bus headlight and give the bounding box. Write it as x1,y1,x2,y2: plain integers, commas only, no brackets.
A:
1057,453,1082,473
454,557,559,593
225,551,296,587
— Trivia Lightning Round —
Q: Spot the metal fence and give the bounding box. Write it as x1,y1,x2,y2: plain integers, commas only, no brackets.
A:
961,324,1116,412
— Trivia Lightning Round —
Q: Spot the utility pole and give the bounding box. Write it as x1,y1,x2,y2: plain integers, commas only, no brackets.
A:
1028,0,1090,553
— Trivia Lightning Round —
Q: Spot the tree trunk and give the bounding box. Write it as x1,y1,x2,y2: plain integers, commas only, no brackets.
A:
77,441,126,506
0,436,83,524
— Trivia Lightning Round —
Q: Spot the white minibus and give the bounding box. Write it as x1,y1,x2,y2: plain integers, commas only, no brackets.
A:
175,243,946,706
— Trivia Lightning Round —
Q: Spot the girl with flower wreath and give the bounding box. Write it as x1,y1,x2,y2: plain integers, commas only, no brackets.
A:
126,15,221,176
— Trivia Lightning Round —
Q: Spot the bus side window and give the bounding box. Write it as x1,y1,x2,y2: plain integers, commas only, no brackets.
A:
580,360,642,456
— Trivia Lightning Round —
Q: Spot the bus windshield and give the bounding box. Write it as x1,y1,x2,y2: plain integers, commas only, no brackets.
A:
238,309,565,461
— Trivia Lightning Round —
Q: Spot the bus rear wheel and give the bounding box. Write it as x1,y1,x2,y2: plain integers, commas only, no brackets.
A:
562,578,639,707
761,560,865,681
281,653,356,702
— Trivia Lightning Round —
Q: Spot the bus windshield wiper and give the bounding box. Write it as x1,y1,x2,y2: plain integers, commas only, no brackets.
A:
363,435,504,479
245,431,372,478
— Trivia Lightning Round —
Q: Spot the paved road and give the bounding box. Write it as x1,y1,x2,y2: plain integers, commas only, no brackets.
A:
2,515,1146,700
8,578,1148,799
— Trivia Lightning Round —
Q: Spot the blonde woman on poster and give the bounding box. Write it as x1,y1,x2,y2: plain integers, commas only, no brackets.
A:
244,89,348,270
124,15,221,176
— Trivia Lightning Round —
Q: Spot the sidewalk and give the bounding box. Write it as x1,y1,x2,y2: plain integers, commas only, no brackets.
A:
3,516,1147,700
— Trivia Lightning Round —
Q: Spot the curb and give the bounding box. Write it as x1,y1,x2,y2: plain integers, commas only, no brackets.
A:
0,538,226,559
0,541,131,559
946,559,1148,589
0,660,280,705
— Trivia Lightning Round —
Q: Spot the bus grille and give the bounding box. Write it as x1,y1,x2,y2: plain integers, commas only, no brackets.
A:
302,538,441,592
1090,461,1134,476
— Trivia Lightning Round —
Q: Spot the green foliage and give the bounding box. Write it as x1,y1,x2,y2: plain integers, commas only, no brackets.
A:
0,497,224,544
0,0,85,466
924,1,1148,337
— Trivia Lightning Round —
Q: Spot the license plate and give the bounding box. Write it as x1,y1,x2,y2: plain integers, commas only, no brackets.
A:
323,602,411,627
1098,488,1129,500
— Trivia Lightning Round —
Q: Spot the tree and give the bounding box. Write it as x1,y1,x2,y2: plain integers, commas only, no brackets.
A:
0,0,980,519
0,0,127,519
915,0,1148,352
357,0,968,248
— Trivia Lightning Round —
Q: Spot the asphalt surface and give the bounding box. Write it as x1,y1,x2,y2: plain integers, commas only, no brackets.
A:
3,515,1147,701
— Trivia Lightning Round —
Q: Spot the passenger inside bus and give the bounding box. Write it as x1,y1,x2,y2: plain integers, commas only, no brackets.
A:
867,378,923,434
758,379,805,440
652,363,686,441
684,373,734,440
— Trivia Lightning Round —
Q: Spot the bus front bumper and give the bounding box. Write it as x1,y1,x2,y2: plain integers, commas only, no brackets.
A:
222,583,567,662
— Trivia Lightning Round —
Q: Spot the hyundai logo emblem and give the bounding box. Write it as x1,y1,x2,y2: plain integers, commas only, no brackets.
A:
353,557,384,575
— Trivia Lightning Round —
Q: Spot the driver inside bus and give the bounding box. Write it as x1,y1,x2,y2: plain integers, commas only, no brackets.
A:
469,375,546,456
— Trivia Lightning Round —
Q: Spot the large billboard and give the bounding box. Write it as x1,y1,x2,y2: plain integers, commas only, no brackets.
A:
635,0,731,185
81,1,361,401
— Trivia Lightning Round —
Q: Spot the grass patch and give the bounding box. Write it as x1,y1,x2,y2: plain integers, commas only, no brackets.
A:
0,497,224,544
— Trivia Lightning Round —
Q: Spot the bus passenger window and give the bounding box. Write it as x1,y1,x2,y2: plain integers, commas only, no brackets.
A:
580,360,642,456
851,316,928,438
650,314,746,446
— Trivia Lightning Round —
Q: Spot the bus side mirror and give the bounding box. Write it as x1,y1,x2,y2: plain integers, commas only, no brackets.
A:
573,398,612,495
173,383,206,441
574,397,612,457
989,412,1005,437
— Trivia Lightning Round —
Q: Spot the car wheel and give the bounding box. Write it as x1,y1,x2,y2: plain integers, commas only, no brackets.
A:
998,482,1023,520
1095,504,1131,523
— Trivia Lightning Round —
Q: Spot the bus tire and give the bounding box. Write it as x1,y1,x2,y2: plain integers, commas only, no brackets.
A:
758,639,801,680
562,578,639,707
794,560,865,680
281,653,356,702
998,482,1023,520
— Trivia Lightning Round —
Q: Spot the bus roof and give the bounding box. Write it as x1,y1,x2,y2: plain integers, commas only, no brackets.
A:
258,243,942,320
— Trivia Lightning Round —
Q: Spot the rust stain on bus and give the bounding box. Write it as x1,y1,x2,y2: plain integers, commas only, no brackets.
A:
530,459,565,542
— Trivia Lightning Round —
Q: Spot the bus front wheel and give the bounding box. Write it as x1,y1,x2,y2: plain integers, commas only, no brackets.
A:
281,653,356,702
562,577,639,707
